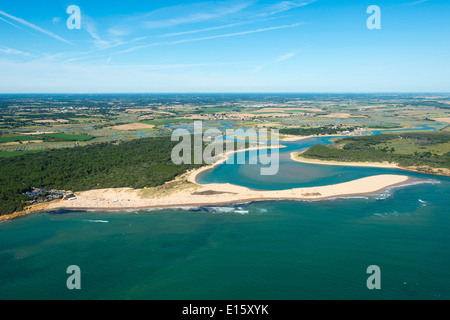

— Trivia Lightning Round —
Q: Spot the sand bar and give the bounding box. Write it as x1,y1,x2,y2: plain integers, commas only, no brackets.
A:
280,134,339,142
41,174,410,213
291,152,450,176
291,152,400,169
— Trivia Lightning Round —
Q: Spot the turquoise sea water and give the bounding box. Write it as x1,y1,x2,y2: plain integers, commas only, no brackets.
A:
0,135,449,300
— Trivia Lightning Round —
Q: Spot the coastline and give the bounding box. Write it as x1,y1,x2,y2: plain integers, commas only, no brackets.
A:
39,174,411,213
0,139,425,221
0,201,55,223
39,177,415,214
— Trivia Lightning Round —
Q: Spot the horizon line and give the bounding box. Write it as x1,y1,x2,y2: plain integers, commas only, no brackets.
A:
0,92,449,95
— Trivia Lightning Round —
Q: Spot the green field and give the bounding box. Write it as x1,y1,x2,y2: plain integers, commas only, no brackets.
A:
40,133,95,141
0,133,94,143
200,106,237,114
69,117,101,122
0,135,42,143
0,149,47,157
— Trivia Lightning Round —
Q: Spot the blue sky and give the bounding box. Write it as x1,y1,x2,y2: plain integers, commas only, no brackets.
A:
0,0,449,93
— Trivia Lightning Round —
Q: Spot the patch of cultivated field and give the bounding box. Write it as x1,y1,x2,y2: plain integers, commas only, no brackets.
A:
109,123,155,130
318,113,368,119
254,107,323,113
433,117,450,124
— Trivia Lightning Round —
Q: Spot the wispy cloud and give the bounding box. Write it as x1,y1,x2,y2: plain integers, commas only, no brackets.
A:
0,10,73,45
102,1,252,38
254,48,307,73
0,46,31,57
118,22,305,54
173,22,306,43
261,0,317,16
0,16,27,32
160,21,249,38
275,52,296,62
123,61,240,71
77,16,147,53
159,15,285,38
140,2,252,29
404,0,429,5
82,15,110,48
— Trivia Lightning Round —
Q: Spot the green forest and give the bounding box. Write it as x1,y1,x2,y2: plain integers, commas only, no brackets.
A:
0,136,204,216
302,132,450,170
279,126,355,136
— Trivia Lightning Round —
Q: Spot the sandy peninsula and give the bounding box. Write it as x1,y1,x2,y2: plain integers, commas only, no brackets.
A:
41,174,410,213
280,134,340,142
290,152,400,169
291,151,450,176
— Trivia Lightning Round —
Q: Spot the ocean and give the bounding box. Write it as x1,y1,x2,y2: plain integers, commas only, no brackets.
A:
0,137,449,299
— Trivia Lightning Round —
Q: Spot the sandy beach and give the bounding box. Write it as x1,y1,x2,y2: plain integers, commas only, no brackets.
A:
290,152,400,169
280,134,339,142
41,174,410,213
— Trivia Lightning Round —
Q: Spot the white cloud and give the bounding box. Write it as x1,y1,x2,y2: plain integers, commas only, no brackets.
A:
160,21,248,38
140,2,252,29
107,27,130,38
254,49,304,73
405,0,429,5
159,15,283,38
0,10,73,45
275,52,296,62
0,16,27,31
0,46,31,56
118,22,305,54
82,15,111,48
261,0,317,16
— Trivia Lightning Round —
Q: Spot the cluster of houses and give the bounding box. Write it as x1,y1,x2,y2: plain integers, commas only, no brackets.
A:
342,127,366,136
23,187,72,205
